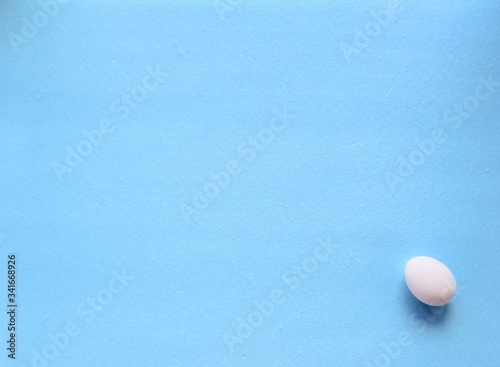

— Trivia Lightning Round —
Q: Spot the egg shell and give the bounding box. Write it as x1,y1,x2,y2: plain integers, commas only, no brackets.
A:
405,256,456,306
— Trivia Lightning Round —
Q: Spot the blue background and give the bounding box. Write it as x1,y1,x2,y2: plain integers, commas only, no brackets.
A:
1,1,499,366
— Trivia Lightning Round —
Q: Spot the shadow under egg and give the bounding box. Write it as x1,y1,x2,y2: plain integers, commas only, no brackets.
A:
401,279,452,330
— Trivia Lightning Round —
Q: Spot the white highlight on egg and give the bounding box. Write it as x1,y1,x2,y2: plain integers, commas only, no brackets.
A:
405,256,456,306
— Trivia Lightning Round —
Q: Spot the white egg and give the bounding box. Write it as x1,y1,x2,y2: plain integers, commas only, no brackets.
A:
404,256,456,306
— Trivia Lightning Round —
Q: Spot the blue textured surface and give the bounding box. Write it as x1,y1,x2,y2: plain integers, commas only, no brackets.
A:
1,1,499,366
